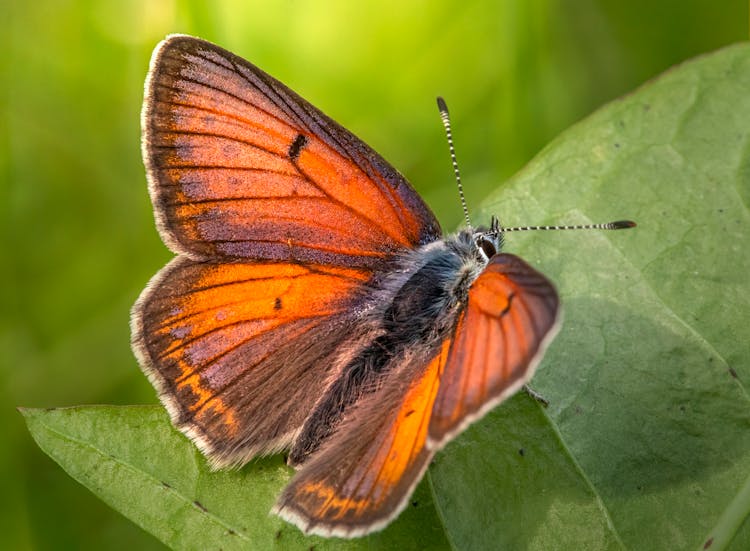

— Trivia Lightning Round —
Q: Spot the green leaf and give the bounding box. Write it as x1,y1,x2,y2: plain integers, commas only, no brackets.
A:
452,42,750,549
20,406,449,550
23,43,750,550
430,395,625,550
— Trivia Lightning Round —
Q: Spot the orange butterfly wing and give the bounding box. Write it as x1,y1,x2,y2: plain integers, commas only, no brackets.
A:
132,257,372,466
274,339,452,537
428,253,560,447
274,254,559,536
133,35,441,466
142,35,440,267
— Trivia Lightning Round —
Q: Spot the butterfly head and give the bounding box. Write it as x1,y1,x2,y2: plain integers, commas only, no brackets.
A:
472,215,504,262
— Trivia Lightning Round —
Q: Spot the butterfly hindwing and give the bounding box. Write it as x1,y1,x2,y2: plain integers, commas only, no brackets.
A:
428,253,560,447
273,339,452,537
132,256,373,466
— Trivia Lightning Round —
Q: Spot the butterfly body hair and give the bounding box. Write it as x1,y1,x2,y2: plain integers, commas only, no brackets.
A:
288,229,494,465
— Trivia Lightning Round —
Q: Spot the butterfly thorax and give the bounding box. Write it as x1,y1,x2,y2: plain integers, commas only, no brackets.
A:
288,228,497,465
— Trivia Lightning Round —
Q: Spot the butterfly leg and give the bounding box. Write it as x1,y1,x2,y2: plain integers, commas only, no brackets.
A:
523,385,549,407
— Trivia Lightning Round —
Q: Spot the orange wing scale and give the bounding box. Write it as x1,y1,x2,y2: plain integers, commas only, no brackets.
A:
144,37,440,265
429,253,560,446
132,257,371,465
274,338,451,536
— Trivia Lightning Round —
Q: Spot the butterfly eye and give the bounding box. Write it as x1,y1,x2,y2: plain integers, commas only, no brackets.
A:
478,237,497,259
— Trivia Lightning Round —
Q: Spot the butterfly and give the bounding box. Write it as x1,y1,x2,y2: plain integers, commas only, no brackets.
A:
131,34,631,538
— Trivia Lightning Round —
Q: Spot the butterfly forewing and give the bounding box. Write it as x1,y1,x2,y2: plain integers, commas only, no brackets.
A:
428,253,560,447
142,35,440,267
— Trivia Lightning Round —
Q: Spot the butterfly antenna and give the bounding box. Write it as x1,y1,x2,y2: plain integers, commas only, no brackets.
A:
437,97,472,230
499,220,636,232
484,220,637,240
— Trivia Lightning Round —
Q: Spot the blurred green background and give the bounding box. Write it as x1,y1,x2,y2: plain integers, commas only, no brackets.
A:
2,1,747,548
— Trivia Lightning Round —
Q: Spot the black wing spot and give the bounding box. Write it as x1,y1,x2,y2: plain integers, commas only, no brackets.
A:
274,297,283,310
288,133,309,161
498,292,516,317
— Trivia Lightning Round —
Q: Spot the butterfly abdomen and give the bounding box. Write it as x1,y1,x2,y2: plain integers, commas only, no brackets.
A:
288,233,485,465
